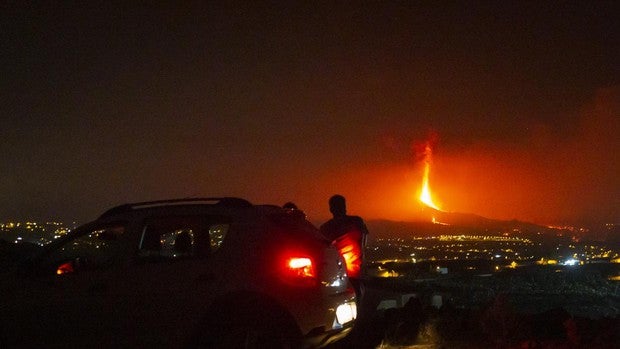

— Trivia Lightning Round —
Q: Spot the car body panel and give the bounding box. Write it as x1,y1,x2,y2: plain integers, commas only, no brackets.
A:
0,198,356,348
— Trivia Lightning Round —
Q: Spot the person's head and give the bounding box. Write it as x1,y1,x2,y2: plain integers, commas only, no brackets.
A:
329,194,346,217
282,202,298,210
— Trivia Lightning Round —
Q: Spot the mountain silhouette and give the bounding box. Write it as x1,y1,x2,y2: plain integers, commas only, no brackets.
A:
366,207,552,239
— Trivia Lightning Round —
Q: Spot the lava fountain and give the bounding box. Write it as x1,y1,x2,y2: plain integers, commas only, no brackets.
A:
419,142,442,211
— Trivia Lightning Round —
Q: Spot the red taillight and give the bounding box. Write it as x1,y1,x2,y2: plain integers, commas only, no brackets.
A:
286,257,315,278
333,233,362,278
56,261,74,275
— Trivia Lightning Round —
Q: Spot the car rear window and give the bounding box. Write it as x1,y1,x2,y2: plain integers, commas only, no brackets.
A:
138,215,230,260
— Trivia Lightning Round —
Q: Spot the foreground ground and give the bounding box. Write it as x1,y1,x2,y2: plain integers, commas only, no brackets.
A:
329,265,620,349
2,242,618,348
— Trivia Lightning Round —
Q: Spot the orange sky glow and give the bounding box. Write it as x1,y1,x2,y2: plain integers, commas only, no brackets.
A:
2,4,617,227
300,88,619,226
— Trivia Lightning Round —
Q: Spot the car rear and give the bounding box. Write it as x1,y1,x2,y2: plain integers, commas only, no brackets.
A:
253,208,357,347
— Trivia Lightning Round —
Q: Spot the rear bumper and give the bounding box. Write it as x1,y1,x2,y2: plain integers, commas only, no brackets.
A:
301,319,355,348
299,296,357,348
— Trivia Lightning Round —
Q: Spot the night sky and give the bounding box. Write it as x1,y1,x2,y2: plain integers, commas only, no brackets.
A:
2,2,619,226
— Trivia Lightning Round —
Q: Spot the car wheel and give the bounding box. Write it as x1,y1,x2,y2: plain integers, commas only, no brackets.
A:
214,321,295,349
186,299,301,349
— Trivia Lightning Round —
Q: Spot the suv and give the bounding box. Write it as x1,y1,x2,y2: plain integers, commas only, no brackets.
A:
0,198,356,348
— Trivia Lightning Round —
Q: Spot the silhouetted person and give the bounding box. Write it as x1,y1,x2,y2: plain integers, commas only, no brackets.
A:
320,195,369,298
282,202,298,210
283,201,306,219
174,231,192,256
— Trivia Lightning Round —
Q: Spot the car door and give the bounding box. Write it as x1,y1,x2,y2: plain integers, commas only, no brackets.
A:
104,214,230,348
1,222,132,348
2,215,229,348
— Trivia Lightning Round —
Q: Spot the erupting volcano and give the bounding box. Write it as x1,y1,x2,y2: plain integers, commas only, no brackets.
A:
416,141,452,226
411,139,537,230
419,142,442,211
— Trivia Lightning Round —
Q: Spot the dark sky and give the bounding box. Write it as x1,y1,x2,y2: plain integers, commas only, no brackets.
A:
2,2,619,226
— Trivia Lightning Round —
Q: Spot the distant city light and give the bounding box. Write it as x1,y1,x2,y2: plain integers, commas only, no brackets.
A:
1,220,73,245
563,258,579,266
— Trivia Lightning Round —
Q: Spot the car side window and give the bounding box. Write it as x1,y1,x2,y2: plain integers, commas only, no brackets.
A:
138,216,229,260
208,223,229,252
46,224,126,274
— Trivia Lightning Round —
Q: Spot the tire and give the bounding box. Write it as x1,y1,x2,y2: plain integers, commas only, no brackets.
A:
186,297,301,349
210,320,296,349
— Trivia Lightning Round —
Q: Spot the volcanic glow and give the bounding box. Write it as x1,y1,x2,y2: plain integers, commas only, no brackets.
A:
419,143,442,211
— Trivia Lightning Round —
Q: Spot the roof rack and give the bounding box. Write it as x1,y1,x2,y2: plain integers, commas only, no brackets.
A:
98,197,253,218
